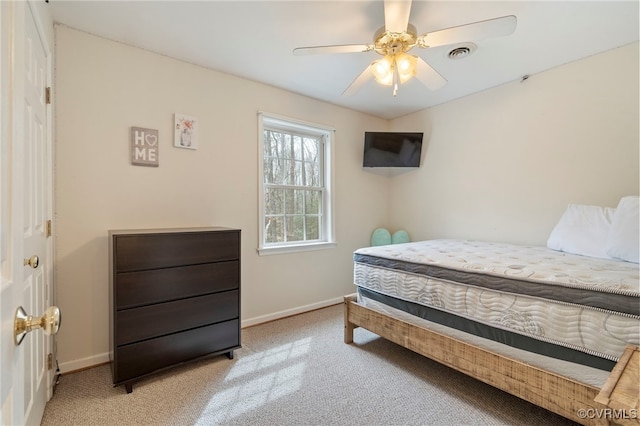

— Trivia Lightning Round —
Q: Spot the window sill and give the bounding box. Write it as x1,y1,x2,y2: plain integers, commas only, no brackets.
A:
257,242,337,256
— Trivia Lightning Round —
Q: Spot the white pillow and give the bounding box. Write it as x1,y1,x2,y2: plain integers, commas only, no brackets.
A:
547,203,616,259
605,196,639,263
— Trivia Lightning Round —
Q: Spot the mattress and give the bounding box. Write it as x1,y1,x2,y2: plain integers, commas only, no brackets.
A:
356,294,612,389
353,240,640,370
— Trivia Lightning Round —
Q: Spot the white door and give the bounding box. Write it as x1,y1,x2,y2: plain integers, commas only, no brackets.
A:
0,1,55,425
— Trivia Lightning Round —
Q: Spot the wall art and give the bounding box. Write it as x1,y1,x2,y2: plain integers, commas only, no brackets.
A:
130,127,159,167
174,113,198,150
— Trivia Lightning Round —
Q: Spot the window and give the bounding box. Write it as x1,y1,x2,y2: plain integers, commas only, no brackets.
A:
258,113,335,255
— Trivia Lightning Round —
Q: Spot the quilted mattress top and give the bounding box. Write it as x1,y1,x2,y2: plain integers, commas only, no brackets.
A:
354,239,639,297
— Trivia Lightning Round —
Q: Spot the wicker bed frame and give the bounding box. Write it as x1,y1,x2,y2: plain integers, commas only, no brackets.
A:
343,294,637,426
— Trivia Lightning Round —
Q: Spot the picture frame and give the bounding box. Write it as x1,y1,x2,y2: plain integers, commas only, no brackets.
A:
130,126,159,167
174,113,198,150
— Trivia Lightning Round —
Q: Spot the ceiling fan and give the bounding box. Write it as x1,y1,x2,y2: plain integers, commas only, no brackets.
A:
293,0,517,97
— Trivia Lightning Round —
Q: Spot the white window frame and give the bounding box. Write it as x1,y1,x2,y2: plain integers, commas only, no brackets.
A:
258,112,336,255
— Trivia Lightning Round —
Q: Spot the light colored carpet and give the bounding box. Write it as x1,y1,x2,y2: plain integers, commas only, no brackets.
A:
41,304,577,425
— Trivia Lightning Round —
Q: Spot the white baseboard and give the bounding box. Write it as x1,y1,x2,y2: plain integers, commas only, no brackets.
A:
58,298,343,373
241,296,343,328
59,352,110,374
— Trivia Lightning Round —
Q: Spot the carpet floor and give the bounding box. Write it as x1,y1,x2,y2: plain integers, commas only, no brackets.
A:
41,304,577,425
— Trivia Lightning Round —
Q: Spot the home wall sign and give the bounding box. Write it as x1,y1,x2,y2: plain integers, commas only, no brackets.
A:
131,127,159,167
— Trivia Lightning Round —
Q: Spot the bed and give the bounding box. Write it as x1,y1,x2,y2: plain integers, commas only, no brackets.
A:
344,238,639,425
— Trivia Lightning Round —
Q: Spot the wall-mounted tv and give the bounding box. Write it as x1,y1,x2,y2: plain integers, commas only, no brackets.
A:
362,132,423,168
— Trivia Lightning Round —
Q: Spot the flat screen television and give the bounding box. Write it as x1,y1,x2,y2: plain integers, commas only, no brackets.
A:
362,132,423,168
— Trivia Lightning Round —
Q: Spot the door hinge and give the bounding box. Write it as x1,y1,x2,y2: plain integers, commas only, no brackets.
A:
45,87,51,104
47,353,53,370
46,219,52,237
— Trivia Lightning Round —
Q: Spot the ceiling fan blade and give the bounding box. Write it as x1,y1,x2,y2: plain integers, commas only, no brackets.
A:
415,57,447,91
293,44,372,56
384,0,412,33
342,66,372,96
418,15,517,48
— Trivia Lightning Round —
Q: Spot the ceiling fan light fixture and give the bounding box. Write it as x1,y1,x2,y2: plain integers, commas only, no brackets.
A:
371,52,417,88
294,4,517,98
395,52,417,83
371,56,394,86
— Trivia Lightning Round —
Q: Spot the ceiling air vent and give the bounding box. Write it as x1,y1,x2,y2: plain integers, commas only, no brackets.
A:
447,43,477,60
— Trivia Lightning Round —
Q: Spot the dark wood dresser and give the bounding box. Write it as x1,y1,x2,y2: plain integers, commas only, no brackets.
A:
108,227,241,393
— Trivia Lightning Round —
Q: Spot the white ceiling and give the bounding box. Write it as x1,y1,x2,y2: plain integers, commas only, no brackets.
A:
48,1,639,120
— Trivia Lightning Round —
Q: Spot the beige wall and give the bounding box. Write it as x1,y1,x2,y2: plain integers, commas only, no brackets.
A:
55,25,638,371
54,26,389,371
389,42,639,246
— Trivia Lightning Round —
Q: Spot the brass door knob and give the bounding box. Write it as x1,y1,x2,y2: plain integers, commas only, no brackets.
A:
14,305,61,346
23,255,39,269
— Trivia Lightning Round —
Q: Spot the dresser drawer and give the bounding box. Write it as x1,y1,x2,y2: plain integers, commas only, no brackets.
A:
114,319,240,383
116,290,239,346
116,261,239,309
114,230,239,272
